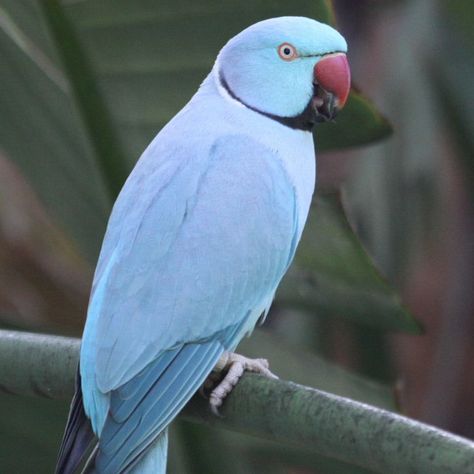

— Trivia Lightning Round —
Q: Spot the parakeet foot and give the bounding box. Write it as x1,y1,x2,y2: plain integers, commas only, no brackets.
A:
208,352,278,415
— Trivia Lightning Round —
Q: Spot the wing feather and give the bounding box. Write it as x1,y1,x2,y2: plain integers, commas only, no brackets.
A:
80,134,300,471
55,369,95,474
82,135,297,394
95,340,224,473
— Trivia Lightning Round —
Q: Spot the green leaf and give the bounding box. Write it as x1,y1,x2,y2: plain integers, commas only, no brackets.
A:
240,330,397,411
0,0,391,261
63,0,388,161
431,5,474,186
443,0,474,46
0,150,90,331
40,0,130,200
277,193,421,333
0,0,109,262
316,89,393,151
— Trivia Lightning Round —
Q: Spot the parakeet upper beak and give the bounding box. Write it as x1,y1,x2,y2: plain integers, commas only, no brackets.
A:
312,52,351,122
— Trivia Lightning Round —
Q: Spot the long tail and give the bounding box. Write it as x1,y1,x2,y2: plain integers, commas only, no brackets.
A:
128,430,168,474
55,368,96,474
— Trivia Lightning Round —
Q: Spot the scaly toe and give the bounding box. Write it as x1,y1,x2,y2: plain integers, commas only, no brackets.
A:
208,352,278,415
209,395,224,417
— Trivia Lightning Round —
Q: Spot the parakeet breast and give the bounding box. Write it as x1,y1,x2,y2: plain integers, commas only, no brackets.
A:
207,65,317,239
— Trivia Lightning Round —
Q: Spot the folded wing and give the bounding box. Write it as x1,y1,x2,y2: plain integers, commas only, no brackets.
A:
80,134,299,471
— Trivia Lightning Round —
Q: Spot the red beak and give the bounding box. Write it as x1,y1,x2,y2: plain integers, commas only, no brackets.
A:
314,53,351,109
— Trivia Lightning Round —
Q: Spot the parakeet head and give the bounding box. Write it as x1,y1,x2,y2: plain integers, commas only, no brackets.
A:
216,16,350,130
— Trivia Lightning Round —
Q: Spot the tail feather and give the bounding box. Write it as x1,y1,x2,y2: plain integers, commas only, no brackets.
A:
127,430,168,474
56,368,96,474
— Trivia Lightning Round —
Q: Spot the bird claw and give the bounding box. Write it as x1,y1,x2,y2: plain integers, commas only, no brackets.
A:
199,371,220,399
206,352,278,415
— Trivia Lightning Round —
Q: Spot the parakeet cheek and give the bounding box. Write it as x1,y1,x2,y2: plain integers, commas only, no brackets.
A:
220,51,315,118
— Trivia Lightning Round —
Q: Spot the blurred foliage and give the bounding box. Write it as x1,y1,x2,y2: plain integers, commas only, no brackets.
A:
434,2,474,186
443,0,474,44
0,0,471,473
278,193,420,332
0,0,110,262
0,394,68,473
0,150,90,331
316,90,392,151
342,0,474,442
240,330,397,410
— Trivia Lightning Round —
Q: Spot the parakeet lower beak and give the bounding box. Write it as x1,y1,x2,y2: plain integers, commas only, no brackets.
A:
312,52,351,122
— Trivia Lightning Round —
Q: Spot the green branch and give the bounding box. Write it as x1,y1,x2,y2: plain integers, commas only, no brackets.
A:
0,330,473,473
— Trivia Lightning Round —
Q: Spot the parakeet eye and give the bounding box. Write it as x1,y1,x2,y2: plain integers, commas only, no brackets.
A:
278,43,298,61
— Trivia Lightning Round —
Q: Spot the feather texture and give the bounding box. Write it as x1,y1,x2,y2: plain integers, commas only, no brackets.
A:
96,341,223,473
54,16,350,474
55,370,95,474
80,80,312,471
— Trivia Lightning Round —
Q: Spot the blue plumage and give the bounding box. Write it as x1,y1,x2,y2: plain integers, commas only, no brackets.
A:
97,342,223,472
56,16,349,473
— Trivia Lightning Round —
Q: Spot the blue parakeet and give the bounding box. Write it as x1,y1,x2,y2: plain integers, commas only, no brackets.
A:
56,16,350,474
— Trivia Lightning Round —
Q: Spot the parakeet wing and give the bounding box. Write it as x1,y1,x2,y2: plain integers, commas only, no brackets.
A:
81,134,299,471
85,134,298,393
95,340,224,472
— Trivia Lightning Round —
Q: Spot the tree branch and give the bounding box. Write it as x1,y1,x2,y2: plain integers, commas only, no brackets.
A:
0,329,473,473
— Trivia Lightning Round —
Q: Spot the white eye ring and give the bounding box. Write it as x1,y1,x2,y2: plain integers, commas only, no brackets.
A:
278,43,298,61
